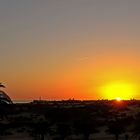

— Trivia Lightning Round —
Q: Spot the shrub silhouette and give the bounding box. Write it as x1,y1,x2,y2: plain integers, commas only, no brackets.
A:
74,119,99,140
56,123,71,140
106,120,125,140
30,120,51,140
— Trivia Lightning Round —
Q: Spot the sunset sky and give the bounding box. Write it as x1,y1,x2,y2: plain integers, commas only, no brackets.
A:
1,0,140,100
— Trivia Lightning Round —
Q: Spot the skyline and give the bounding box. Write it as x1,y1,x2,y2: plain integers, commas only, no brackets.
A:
1,0,140,100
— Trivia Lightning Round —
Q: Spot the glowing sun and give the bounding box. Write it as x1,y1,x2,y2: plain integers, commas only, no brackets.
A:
116,97,121,101
100,81,138,100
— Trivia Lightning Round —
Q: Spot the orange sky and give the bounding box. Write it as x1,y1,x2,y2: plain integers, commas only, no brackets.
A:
1,1,140,100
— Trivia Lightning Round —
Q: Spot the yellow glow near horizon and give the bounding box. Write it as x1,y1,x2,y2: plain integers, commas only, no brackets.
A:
116,97,121,101
100,81,138,100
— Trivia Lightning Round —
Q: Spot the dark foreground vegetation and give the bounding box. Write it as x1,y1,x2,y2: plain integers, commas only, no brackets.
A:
0,100,140,140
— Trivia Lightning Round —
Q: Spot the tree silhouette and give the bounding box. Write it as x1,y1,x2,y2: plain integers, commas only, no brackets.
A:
125,134,129,140
56,123,70,140
30,120,51,140
106,120,125,140
74,119,99,140
132,114,140,140
0,122,12,136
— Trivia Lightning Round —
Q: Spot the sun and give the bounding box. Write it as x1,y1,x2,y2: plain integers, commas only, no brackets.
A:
99,81,138,100
116,97,121,101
